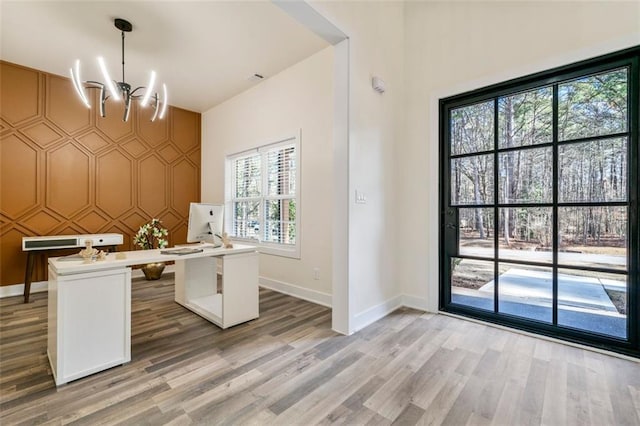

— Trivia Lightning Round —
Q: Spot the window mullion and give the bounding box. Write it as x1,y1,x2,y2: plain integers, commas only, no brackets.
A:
552,84,559,326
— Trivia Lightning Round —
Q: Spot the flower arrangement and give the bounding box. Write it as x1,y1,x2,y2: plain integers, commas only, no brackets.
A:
133,218,169,250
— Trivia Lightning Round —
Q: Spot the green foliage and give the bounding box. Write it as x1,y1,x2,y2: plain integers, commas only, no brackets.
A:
133,218,169,250
451,67,628,245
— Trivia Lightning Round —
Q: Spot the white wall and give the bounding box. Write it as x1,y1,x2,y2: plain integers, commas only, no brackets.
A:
309,0,405,331
400,1,640,311
201,46,334,303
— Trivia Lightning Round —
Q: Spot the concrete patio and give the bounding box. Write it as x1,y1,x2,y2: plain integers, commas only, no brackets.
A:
451,268,627,339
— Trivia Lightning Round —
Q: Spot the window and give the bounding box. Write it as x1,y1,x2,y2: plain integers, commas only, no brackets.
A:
440,46,639,358
226,134,299,258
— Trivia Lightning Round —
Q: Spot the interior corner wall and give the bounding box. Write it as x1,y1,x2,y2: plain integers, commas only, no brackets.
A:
308,0,405,331
200,47,334,301
400,1,640,312
0,61,201,287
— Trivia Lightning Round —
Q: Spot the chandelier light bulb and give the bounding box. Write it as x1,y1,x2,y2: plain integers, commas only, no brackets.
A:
97,56,120,101
159,83,168,119
140,70,156,107
70,60,91,108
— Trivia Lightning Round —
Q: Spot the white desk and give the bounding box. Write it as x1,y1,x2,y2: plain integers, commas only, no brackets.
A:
47,244,258,386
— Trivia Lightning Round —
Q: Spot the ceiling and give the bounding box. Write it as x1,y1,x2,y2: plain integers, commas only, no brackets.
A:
0,1,329,113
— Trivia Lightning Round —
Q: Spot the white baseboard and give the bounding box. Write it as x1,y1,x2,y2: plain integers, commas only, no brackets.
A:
259,277,332,308
353,294,404,333
401,294,432,312
351,294,433,334
0,281,48,299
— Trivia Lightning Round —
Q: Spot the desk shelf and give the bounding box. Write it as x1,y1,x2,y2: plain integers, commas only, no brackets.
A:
184,294,223,326
174,252,258,329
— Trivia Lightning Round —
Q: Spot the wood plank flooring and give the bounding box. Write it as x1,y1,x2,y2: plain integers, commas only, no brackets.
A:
1,273,639,425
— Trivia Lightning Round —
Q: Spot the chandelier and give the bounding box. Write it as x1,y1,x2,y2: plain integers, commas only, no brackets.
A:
70,18,168,122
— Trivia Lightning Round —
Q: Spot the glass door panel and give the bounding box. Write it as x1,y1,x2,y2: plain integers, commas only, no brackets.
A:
557,68,628,141
451,154,495,206
450,258,494,312
496,263,553,323
557,269,627,339
498,147,553,204
498,207,553,264
558,206,627,271
441,52,638,356
559,138,628,203
459,208,494,258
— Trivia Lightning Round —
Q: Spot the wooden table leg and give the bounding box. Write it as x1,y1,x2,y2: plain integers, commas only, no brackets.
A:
23,251,35,303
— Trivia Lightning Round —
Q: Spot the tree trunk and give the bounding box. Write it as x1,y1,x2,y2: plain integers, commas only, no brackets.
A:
472,158,486,239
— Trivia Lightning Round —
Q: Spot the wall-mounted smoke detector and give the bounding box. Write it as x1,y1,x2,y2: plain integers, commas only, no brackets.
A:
247,73,264,82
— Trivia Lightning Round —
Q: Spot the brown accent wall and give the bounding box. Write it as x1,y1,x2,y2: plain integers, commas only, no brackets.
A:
0,61,201,287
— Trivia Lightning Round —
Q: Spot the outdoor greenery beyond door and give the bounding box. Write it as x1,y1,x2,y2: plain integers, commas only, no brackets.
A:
439,47,639,357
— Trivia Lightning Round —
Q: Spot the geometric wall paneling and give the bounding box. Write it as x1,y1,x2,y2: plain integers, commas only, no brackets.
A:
46,142,91,218
75,209,111,232
121,137,149,159
19,121,64,148
137,104,168,147
158,144,180,163
0,133,39,219
45,74,92,135
0,118,12,135
171,159,199,217
158,210,181,231
0,62,200,286
121,211,148,234
187,149,201,165
76,130,112,154
0,62,40,126
138,154,168,217
95,96,134,142
0,228,30,286
96,148,134,219
0,213,10,228
50,223,88,238
20,209,63,235
170,223,188,248
171,107,200,152
100,222,133,251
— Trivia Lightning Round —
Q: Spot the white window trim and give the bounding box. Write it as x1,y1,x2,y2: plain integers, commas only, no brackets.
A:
225,131,301,259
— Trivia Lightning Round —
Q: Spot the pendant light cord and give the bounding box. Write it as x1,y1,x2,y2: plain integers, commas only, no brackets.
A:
121,30,125,84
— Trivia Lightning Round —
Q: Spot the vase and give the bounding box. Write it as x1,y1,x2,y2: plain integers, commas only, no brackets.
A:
141,262,165,280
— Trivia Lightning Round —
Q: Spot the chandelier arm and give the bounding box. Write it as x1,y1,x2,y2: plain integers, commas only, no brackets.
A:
85,80,104,88
150,94,160,122
130,86,147,96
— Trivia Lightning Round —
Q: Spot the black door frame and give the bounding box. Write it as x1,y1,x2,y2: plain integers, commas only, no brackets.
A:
439,46,640,358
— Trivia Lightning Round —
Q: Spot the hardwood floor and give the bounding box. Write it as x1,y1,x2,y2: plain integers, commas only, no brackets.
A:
1,273,639,425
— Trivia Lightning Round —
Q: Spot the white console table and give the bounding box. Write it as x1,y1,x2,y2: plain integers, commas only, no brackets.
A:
47,244,258,386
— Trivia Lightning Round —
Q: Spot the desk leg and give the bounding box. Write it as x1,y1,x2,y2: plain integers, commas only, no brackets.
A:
23,251,35,303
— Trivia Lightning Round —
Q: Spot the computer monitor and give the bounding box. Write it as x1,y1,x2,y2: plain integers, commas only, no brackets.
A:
187,203,224,247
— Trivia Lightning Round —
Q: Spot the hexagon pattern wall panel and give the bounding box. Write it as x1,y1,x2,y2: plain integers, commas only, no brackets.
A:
0,61,201,287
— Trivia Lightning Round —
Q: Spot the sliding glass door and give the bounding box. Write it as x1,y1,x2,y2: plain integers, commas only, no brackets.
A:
439,47,639,357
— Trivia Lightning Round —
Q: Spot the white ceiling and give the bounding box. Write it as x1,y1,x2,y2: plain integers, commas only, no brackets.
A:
0,1,329,113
